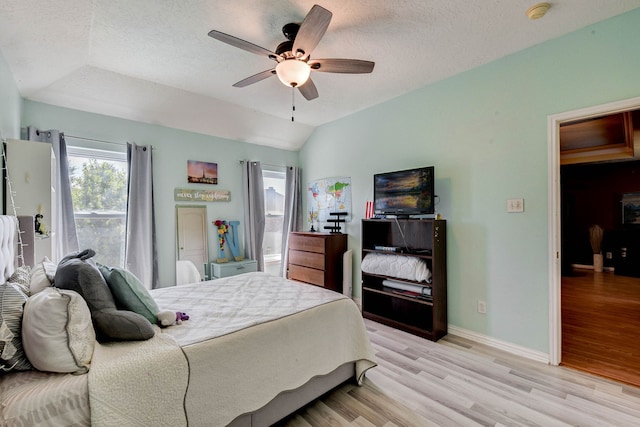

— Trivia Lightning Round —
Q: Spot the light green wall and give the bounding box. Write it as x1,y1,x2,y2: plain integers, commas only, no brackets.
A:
22,100,298,287
299,9,640,353
7,9,640,353
0,51,21,140
0,50,22,206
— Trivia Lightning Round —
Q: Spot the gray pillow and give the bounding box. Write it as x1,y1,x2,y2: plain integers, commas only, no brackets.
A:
54,249,154,342
0,282,33,372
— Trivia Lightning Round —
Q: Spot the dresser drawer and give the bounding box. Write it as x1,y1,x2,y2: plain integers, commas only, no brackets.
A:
286,232,347,292
288,249,325,270
211,259,257,278
288,264,325,287
289,234,326,253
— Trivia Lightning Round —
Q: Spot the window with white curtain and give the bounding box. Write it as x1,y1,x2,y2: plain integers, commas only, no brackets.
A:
262,168,286,274
67,146,127,267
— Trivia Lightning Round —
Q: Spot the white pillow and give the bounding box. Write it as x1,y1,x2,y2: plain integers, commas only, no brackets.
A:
29,261,52,295
42,256,57,282
22,287,96,374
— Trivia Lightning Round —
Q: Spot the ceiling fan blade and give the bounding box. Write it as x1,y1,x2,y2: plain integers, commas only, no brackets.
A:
233,69,276,88
208,30,280,61
298,78,319,101
309,59,375,74
292,5,332,59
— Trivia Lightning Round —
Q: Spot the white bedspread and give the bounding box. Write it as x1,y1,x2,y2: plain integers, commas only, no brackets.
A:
1,272,376,427
152,272,377,427
0,370,90,426
88,327,189,427
152,271,347,345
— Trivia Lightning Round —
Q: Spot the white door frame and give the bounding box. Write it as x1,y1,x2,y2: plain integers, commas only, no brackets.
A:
548,95,640,366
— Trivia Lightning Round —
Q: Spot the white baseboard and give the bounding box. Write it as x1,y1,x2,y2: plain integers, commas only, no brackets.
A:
448,325,550,364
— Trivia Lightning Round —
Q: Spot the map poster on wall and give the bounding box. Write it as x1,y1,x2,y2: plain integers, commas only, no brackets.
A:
307,177,352,223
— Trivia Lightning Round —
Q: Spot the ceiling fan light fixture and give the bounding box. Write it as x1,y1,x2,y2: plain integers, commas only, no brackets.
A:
275,59,311,87
526,2,550,20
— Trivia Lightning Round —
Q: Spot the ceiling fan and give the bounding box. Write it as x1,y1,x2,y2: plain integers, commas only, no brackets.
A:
207,4,375,101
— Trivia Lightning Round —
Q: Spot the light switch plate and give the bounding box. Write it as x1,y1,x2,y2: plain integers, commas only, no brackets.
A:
507,198,524,213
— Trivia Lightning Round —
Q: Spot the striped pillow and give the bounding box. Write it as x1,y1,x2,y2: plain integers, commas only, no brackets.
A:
8,265,31,296
0,282,32,372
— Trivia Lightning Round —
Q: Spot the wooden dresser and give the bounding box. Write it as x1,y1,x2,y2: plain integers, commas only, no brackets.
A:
287,232,347,292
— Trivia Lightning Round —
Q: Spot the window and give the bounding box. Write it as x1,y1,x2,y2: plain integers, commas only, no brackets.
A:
67,146,127,267
262,168,286,274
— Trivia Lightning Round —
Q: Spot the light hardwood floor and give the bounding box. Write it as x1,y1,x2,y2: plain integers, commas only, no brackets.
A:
278,319,640,426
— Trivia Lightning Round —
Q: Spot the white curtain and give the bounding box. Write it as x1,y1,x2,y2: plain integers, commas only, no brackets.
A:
125,143,158,289
242,160,265,271
27,127,78,260
280,166,303,276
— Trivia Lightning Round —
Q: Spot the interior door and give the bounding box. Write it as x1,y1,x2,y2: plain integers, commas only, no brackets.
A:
176,206,208,275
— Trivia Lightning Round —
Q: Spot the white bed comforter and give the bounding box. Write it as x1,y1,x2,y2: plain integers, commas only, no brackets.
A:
1,272,376,427
88,328,189,427
152,272,377,427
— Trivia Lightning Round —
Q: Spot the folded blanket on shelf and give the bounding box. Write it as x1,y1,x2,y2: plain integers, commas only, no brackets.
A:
361,253,431,282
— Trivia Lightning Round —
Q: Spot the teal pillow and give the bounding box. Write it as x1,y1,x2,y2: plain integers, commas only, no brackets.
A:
98,265,159,324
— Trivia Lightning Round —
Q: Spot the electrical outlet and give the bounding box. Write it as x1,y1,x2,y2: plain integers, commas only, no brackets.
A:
606,252,613,259
507,198,524,213
477,300,487,314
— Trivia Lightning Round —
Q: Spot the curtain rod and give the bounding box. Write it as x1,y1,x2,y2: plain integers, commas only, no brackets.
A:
66,134,154,150
65,134,126,146
239,160,288,169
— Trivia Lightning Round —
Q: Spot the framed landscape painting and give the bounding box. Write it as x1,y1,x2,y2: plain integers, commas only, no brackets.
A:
622,192,640,225
188,160,217,185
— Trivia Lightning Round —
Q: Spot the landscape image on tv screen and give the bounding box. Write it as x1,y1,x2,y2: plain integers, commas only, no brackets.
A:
374,167,433,213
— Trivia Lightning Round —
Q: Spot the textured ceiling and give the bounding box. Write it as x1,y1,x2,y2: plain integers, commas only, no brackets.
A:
1,1,639,150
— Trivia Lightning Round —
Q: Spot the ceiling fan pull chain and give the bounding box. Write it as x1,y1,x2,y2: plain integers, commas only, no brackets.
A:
292,87,295,122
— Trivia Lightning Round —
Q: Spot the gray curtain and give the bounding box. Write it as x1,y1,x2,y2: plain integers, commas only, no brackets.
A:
280,166,303,276
125,143,158,289
242,160,265,271
27,127,78,260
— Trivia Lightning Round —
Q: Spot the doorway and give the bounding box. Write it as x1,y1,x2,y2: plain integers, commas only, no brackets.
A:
549,96,640,369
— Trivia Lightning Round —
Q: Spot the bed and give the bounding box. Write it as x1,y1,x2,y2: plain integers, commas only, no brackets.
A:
0,215,376,426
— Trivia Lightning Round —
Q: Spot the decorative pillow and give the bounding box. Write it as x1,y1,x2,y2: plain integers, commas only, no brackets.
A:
0,282,32,372
30,260,53,295
98,265,159,324
54,249,154,342
42,256,57,282
8,265,31,296
22,287,95,374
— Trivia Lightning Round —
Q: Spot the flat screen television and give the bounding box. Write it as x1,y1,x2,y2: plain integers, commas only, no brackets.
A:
373,166,435,216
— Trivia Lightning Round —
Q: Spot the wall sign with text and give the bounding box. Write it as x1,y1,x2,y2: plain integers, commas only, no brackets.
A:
174,188,230,202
